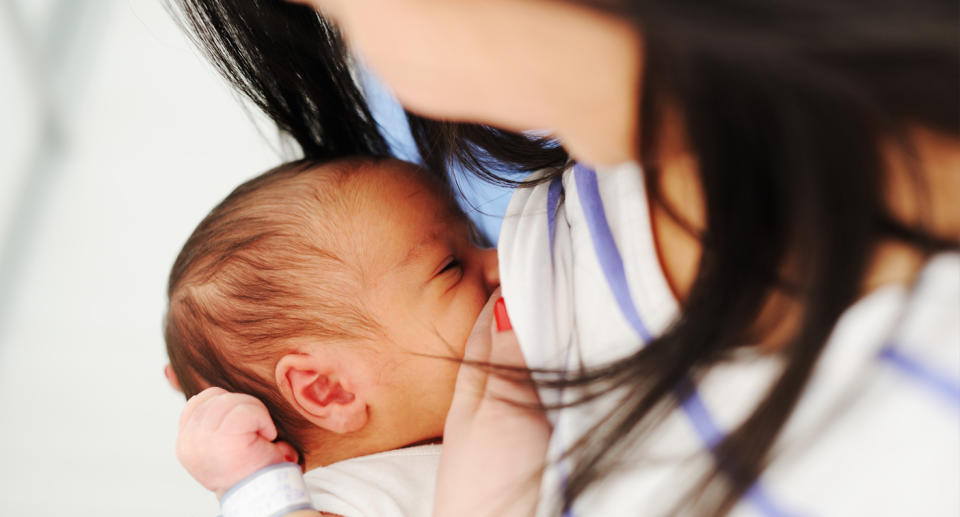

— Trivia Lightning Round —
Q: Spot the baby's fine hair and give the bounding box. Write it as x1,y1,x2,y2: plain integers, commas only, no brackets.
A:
165,157,393,455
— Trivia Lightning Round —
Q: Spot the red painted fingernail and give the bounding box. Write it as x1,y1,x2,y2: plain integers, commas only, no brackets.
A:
494,298,512,332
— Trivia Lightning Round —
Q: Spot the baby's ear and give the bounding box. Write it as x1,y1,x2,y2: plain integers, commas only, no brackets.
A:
275,352,368,434
164,364,183,393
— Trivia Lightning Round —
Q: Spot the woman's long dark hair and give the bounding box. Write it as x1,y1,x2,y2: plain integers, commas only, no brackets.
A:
556,0,958,514
166,0,567,179
168,0,959,514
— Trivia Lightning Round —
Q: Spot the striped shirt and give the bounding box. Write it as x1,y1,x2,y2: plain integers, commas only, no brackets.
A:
499,162,960,516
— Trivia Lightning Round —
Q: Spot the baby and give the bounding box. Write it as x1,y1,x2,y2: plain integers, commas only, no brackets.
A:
164,157,501,516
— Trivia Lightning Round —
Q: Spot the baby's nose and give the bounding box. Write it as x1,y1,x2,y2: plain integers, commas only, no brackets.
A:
479,248,500,293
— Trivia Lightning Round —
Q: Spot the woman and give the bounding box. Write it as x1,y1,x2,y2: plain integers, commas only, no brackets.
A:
171,0,959,515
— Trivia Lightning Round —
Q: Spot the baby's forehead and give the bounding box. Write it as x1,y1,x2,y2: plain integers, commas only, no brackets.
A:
334,161,462,223
299,159,467,260
346,160,449,201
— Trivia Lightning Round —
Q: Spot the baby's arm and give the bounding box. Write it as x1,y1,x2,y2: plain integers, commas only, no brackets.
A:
176,387,328,516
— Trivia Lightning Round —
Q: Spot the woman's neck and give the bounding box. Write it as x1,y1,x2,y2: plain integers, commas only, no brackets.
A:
861,125,960,293
646,117,959,349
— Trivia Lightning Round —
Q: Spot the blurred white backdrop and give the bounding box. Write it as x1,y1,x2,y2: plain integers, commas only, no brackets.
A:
0,1,282,514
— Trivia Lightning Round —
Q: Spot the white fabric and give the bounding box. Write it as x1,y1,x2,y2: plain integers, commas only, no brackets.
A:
302,443,441,517
498,161,960,516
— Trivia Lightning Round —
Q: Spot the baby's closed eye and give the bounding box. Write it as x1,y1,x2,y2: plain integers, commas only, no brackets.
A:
437,257,462,275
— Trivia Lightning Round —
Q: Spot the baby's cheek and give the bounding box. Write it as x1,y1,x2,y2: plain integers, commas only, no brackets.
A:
457,284,491,356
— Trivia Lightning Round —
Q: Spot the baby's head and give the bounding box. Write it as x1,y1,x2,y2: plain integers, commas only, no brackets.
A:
165,157,498,466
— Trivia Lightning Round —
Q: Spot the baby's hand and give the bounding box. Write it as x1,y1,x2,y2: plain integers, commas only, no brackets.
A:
176,387,299,498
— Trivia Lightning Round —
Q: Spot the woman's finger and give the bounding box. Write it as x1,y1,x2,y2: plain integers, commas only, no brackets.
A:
272,440,300,465
244,439,299,470
450,288,501,414
484,319,541,408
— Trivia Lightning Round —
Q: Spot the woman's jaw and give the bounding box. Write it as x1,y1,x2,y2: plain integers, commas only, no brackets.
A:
295,0,643,167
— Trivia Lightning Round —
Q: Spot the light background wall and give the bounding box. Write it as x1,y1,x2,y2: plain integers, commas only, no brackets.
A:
0,1,281,514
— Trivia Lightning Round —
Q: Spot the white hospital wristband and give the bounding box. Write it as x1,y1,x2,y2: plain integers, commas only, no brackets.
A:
219,462,314,517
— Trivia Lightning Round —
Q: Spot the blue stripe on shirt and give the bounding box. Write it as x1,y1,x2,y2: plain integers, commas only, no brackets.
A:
573,164,798,517
573,165,653,342
879,346,960,409
546,175,577,517
547,176,564,261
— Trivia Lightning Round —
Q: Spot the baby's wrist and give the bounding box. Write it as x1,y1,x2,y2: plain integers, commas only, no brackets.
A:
209,455,297,498
218,462,313,517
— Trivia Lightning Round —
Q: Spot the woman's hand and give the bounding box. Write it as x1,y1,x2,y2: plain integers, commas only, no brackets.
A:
175,387,299,498
434,291,552,517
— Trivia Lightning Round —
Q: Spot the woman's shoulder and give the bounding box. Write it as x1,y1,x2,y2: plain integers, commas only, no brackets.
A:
895,252,959,350
747,252,960,515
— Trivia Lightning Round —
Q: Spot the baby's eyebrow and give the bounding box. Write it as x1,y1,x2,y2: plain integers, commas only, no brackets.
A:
398,227,446,269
